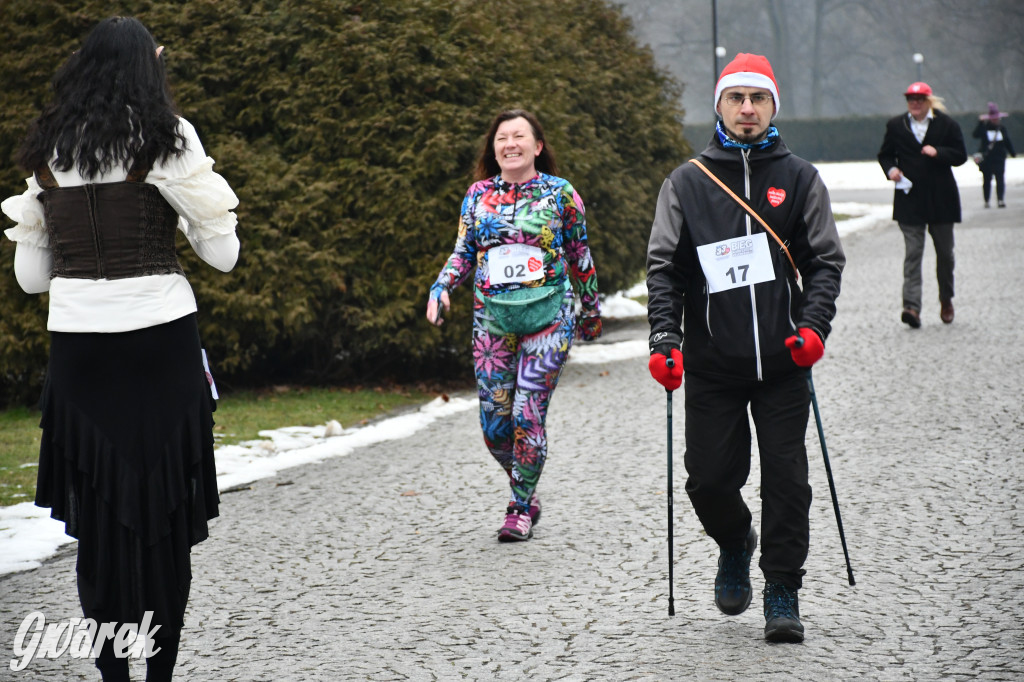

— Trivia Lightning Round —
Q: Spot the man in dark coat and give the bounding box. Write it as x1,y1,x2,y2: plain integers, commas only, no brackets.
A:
878,81,967,327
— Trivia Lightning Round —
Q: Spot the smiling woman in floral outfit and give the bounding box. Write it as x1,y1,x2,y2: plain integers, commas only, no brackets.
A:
427,109,602,541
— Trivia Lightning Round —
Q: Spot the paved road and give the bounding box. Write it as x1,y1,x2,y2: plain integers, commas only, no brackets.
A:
2,191,1022,681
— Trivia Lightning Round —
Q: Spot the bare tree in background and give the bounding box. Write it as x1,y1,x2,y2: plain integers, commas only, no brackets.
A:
928,0,1024,111
808,0,844,117
617,0,1024,121
765,0,794,112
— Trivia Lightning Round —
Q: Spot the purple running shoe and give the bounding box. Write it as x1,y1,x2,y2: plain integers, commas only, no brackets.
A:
497,505,533,542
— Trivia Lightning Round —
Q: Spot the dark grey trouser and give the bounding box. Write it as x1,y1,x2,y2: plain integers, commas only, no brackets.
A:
898,222,955,311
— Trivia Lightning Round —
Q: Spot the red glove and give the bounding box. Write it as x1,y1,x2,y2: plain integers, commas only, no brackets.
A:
785,328,824,367
648,348,683,390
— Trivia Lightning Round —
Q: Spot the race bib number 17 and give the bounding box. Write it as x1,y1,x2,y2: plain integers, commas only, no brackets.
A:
696,232,776,293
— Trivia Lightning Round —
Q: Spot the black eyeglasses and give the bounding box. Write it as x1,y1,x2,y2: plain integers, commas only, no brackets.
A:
721,93,773,106
905,95,928,102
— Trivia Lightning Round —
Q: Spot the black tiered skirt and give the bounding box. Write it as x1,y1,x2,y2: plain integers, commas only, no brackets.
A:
35,313,219,631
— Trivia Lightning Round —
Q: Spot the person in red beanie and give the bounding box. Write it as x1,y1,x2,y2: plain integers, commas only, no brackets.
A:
646,52,845,643
878,82,967,327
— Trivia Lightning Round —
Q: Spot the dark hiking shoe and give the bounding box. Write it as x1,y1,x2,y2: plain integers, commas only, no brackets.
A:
763,582,805,643
715,526,757,615
497,504,533,542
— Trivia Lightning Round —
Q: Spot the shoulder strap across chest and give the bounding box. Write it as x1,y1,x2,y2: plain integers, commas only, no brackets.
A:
688,158,799,278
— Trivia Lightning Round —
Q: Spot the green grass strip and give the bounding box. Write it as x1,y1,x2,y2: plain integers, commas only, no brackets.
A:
0,386,438,508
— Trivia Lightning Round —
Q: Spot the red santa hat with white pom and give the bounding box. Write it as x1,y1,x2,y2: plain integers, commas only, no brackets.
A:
714,53,780,120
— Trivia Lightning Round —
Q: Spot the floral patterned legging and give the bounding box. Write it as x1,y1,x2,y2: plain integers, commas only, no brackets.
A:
473,292,576,509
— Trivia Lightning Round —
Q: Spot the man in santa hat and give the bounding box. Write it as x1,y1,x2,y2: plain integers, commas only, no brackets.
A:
646,53,845,643
878,82,967,328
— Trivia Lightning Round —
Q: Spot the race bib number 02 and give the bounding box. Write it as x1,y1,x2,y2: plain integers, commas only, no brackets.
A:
489,244,545,285
696,232,776,293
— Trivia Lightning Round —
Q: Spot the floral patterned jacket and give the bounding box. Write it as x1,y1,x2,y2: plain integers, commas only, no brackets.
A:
430,172,600,322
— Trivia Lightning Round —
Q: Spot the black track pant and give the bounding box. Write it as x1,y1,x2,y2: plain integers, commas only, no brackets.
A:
683,369,811,590
94,628,180,681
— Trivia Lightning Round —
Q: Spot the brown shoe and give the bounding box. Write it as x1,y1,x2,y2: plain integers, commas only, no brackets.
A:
901,308,921,328
940,300,954,324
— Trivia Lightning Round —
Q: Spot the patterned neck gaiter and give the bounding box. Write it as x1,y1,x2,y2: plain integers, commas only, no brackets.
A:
716,120,779,151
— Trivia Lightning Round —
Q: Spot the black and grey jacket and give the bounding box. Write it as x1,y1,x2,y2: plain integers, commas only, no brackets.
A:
646,134,845,382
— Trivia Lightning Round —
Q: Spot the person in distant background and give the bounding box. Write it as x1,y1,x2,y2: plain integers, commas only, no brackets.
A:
2,16,238,681
878,81,967,328
972,102,1016,208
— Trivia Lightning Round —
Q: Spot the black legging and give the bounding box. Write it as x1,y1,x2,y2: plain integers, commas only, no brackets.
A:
94,629,181,682
982,167,1006,203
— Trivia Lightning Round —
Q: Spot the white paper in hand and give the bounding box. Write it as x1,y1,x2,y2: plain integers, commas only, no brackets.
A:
202,349,219,400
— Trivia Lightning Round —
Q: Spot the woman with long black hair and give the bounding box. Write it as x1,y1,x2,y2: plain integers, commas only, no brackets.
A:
2,16,239,681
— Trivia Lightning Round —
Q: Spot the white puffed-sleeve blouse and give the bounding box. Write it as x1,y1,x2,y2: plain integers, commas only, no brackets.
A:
1,117,239,333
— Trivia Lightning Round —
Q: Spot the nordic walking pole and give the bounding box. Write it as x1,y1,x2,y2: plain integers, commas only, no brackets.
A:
792,336,855,585
665,357,676,616
805,368,855,586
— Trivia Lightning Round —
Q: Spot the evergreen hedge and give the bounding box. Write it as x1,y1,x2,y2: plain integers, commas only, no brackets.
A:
0,0,689,406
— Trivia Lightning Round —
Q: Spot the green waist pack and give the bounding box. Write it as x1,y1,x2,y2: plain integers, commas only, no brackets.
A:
479,280,569,335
